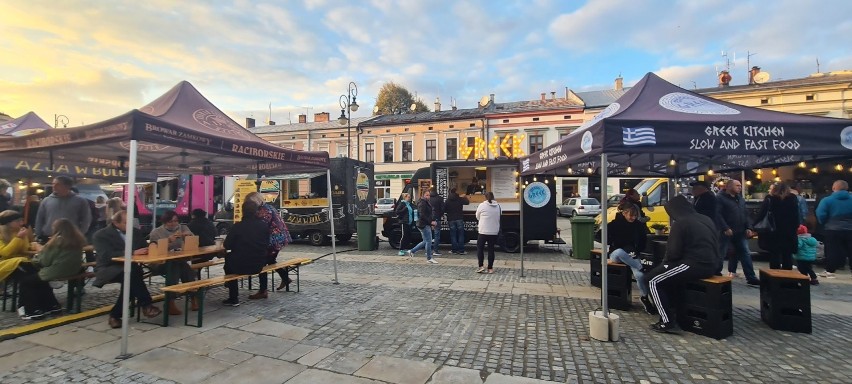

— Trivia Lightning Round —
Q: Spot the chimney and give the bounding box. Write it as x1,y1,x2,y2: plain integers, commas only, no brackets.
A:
434,97,441,112
314,112,330,123
614,76,624,91
718,70,732,87
245,117,255,128
489,94,495,103
267,120,275,126
749,66,761,85
298,114,307,124
540,92,546,101
551,91,556,100
565,87,569,99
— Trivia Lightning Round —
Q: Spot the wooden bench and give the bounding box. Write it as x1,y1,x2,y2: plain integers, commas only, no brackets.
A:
677,275,733,339
2,262,96,314
190,259,225,279
162,258,313,327
759,268,811,333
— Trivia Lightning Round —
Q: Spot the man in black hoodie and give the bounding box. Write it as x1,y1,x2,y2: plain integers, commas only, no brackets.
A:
443,189,469,254
646,195,719,333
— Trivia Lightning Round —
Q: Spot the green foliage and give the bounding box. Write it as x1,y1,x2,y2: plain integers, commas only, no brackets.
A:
374,82,430,115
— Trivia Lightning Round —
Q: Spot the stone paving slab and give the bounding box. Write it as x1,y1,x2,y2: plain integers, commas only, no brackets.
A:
120,347,230,383
205,355,305,384
230,334,298,358
169,327,255,356
78,324,199,361
354,355,440,384
286,368,386,384
19,324,118,352
315,350,373,374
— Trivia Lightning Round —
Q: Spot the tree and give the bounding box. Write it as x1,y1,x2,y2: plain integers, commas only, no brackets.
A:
374,82,430,115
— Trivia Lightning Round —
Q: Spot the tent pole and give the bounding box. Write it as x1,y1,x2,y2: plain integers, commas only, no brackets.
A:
600,153,609,318
152,180,157,230
520,174,525,278
117,140,138,359
204,175,210,215
327,170,339,284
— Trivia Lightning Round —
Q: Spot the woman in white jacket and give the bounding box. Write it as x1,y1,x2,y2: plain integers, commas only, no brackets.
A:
475,192,502,273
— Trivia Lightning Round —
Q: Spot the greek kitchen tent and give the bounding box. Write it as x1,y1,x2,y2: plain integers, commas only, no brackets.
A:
0,111,51,136
518,72,852,339
0,81,335,357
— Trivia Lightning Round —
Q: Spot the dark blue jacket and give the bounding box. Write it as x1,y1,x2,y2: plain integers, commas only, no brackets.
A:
717,192,750,234
816,190,852,231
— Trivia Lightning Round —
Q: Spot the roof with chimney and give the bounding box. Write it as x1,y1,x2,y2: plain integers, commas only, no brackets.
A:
249,116,375,134
574,88,630,108
358,107,487,127
487,98,584,115
696,70,852,95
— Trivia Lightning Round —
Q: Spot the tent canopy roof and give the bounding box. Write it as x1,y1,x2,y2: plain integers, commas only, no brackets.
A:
0,81,329,176
521,72,852,176
0,111,52,136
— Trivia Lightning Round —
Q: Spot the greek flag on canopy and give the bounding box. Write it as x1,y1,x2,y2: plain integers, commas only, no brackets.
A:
622,127,656,146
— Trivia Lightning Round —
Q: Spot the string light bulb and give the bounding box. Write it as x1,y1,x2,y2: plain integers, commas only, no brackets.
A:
811,166,819,174
669,155,676,166
544,179,549,184
587,165,593,174
774,176,781,182
707,165,715,176
835,163,844,171
533,176,537,182
771,168,778,176
745,180,752,186
567,165,573,174
798,161,807,168
626,163,632,174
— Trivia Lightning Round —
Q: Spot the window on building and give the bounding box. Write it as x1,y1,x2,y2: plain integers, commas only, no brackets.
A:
760,97,770,105
559,132,569,140
337,144,347,158
529,135,544,153
402,141,412,162
426,139,436,161
446,138,457,160
365,143,375,163
806,94,815,101
383,142,394,162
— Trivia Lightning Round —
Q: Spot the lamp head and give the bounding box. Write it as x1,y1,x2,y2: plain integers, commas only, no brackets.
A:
349,97,359,112
338,109,347,126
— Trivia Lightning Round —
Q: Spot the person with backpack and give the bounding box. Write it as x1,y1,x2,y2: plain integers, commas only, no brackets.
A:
406,190,437,264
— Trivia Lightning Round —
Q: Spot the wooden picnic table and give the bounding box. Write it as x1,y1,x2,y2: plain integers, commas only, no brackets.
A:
113,245,226,326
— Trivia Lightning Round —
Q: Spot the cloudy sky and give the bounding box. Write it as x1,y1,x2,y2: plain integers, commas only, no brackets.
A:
2,0,851,127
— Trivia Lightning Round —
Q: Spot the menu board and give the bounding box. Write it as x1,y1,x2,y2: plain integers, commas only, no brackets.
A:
490,166,516,199
233,180,258,222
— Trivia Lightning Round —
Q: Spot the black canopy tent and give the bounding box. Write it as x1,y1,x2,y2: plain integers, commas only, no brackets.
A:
0,81,333,357
519,72,852,337
0,111,51,136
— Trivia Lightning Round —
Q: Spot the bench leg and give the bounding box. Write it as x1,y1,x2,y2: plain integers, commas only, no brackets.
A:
66,281,75,314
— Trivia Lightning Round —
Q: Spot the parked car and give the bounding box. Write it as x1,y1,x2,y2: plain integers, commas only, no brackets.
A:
374,198,396,214
558,198,601,217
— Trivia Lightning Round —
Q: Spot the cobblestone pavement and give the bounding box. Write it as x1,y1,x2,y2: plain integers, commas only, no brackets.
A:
1,242,850,383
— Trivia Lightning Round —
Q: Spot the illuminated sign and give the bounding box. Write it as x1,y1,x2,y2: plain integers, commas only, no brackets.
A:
460,133,526,159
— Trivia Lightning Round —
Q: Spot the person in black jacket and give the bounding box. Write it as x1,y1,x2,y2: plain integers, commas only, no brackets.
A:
756,182,800,270
716,180,760,285
394,193,417,255
222,200,269,306
428,187,445,255
690,181,719,225
444,189,469,254
607,202,653,313
188,208,217,247
646,195,718,333
407,190,438,263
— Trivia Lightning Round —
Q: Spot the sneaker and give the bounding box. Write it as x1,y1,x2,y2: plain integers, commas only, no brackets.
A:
406,250,414,259
640,296,658,315
21,310,46,320
398,250,406,256
818,271,836,278
222,298,240,307
727,272,740,278
476,267,486,273
746,279,761,286
248,291,268,300
810,279,820,286
427,258,439,264
17,306,26,317
432,251,442,256
650,320,679,333
47,305,63,315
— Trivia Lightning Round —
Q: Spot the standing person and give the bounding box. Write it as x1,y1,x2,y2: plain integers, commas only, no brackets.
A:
475,192,501,274
716,180,760,285
645,195,718,333
187,209,217,247
148,210,197,314
795,225,819,285
756,182,799,270
17,219,85,320
92,211,161,329
394,193,417,255
444,189,469,255
407,190,437,264
791,188,808,224
0,179,11,212
34,176,92,243
22,195,40,229
428,187,444,256
244,192,292,299
690,181,720,226
0,210,35,283
222,199,268,306
94,196,108,230
607,202,654,314
816,180,852,278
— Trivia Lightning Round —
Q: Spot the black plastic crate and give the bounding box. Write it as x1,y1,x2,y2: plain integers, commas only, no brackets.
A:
683,278,733,309
677,305,733,339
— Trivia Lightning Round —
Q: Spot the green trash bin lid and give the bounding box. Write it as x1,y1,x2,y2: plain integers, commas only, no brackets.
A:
570,216,594,223
355,215,377,221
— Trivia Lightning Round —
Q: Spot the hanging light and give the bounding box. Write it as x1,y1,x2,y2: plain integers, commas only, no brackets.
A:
771,168,778,176
513,171,519,177
835,163,844,171
544,179,549,184
567,165,573,174
774,176,781,182
533,176,537,182
626,163,632,174
587,165,594,174
811,166,819,174
798,160,807,168
669,155,676,166
745,180,752,186
707,164,714,176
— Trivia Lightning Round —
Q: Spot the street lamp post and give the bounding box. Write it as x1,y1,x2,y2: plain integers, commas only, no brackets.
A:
54,114,69,128
338,82,359,159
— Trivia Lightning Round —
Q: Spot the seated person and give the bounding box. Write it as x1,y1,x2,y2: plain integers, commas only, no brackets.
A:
93,210,161,328
607,203,652,314
18,219,85,320
187,209,217,247
0,210,36,283
645,195,718,333
221,199,269,306
148,210,197,314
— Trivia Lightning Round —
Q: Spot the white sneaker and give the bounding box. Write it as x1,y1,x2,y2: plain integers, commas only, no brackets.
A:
818,271,836,278
432,251,442,256
406,250,414,259
427,258,438,264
